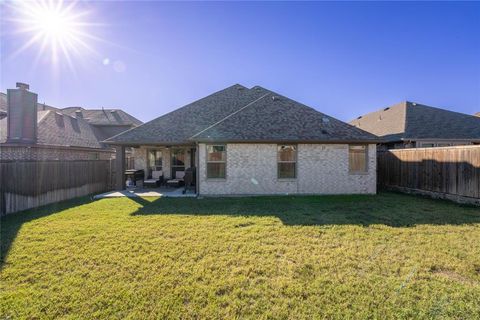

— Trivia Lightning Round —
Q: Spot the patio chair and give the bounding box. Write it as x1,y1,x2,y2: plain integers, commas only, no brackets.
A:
143,170,163,188
166,171,185,188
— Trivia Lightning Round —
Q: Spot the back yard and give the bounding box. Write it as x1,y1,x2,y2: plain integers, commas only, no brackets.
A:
1,192,480,319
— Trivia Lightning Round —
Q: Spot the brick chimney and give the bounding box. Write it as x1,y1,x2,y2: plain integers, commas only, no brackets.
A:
7,82,38,144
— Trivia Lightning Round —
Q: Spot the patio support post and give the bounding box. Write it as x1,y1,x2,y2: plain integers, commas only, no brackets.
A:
115,145,126,190
196,142,200,195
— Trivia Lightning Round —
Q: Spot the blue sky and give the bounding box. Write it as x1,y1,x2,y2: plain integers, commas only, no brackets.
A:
1,1,479,123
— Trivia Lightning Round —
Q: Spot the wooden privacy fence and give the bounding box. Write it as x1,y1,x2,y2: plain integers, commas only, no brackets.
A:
0,160,114,215
378,146,480,203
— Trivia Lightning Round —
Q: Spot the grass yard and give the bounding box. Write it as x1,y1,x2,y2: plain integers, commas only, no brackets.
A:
1,192,480,319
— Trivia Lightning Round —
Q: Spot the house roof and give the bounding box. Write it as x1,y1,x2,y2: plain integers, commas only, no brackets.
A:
106,84,379,145
61,107,143,126
350,101,480,142
1,90,142,149
2,91,57,113
0,93,6,113
0,110,103,149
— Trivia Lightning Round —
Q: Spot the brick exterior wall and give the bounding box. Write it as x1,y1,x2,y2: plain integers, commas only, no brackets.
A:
198,143,376,195
0,145,114,161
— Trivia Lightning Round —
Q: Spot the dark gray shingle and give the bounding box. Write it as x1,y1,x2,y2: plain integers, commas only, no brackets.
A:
106,84,378,145
61,107,142,126
37,111,103,148
350,101,480,141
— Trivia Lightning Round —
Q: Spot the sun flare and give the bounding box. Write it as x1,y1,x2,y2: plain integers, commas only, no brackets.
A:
7,0,99,71
33,5,74,39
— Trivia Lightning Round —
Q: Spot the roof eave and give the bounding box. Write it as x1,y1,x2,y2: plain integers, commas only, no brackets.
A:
190,138,385,144
402,137,480,142
104,138,385,146
102,140,194,147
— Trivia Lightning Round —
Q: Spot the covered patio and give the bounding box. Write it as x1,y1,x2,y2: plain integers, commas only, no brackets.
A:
112,143,198,194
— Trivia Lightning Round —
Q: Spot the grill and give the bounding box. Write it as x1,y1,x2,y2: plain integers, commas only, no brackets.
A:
125,169,144,187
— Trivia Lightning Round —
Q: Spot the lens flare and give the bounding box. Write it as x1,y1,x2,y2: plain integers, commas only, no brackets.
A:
6,0,100,72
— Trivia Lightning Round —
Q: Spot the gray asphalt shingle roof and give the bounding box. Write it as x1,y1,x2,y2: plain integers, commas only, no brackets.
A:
61,107,142,126
106,84,378,145
0,93,6,113
350,101,480,141
0,110,103,148
1,90,142,149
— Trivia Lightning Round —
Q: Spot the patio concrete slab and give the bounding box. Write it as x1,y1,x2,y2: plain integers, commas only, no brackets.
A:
93,187,196,199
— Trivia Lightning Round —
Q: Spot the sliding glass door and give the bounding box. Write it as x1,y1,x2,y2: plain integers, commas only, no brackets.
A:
147,149,162,178
171,148,185,178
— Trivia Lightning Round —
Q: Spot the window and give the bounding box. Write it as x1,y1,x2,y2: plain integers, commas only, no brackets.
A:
206,145,226,179
277,145,296,179
421,143,435,148
147,149,162,177
171,148,185,177
349,145,367,173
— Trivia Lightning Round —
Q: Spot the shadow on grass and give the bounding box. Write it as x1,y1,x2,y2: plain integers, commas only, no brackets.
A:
2,192,479,270
131,192,480,228
0,196,92,270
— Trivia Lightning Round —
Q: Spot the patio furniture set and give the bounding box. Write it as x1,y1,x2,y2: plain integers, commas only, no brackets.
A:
125,167,196,194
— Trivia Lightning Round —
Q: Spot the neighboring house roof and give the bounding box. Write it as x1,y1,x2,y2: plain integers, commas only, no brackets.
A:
106,84,379,145
37,111,103,148
0,92,6,113
350,101,480,142
61,107,143,126
1,91,61,114
0,110,103,148
1,91,142,149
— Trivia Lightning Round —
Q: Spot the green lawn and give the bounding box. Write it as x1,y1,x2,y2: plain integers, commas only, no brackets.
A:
1,192,480,319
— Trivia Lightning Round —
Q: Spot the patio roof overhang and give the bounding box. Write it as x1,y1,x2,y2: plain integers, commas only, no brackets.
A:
102,140,196,147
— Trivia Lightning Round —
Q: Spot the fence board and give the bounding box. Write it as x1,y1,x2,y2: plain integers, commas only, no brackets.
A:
0,160,114,215
378,146,480,201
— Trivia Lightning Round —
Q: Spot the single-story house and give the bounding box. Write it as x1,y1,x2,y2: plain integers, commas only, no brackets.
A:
105,84,380,196
350,101,480,150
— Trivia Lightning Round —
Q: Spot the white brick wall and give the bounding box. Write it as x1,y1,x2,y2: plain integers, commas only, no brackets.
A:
198,143,376,195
